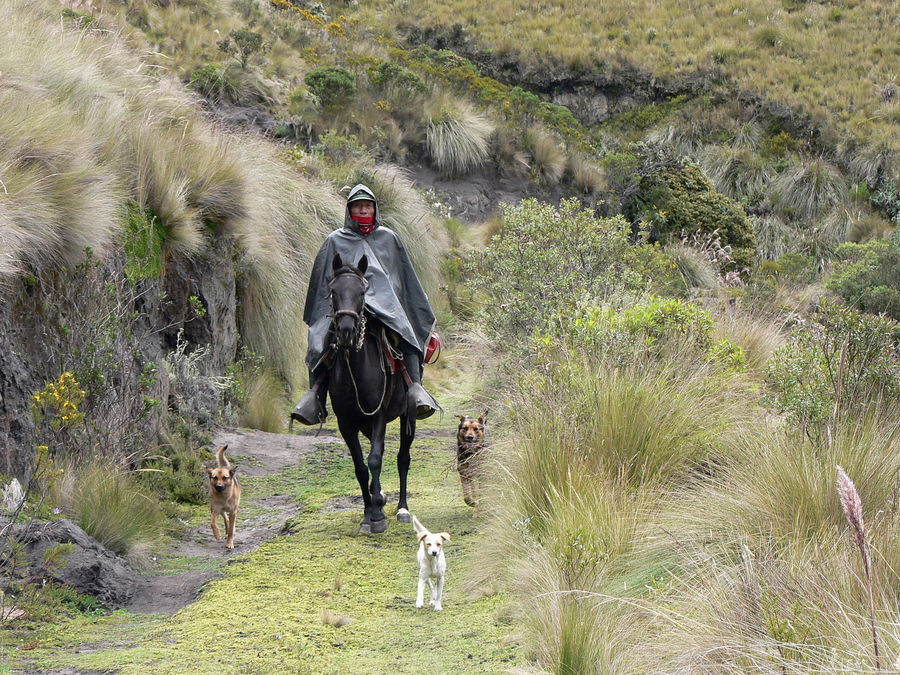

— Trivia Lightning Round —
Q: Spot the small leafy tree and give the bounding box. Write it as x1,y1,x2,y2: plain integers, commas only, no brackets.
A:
217,28,267,69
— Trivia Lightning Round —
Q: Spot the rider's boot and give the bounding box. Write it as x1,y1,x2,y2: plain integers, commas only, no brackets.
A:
404,352,438,420
290,366,329,426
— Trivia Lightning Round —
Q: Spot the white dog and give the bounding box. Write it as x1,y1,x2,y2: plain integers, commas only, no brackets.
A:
412,515,450,611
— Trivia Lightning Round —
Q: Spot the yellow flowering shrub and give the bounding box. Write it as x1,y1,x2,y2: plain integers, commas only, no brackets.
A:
31,372,86,431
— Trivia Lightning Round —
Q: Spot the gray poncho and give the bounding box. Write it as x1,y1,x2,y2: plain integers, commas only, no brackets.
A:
302,185,436,369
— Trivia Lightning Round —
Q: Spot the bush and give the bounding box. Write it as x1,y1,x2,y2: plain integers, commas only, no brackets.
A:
543,295,744,371
626,149,756,271
312,129,368,163
304,65,356,111
470,198,643,340
765,298,900,428
827,239,900,320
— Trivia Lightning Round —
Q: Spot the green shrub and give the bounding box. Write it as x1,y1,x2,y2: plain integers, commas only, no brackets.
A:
543,295,744,369
765,298,900,428
304,65,356,111
367,61,426,101
312,129,368,163
470,198,643,340
626,150,756,271
828,239,900,320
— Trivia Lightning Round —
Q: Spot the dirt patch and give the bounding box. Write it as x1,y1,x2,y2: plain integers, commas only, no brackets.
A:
319,492,399,513
125,427,343,615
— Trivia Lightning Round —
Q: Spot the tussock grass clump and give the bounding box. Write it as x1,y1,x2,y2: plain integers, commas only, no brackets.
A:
240,368,289,434
54,460,164,557
568,154,606,195
702,146,773,201
751,213,801,262
527,127,566,186
664,242,720,290
701,413,900,544
713,311,785,373
774,156,849,223
424,94,494,177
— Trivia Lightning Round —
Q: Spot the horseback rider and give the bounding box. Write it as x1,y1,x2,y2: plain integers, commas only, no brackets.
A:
291,184,440,426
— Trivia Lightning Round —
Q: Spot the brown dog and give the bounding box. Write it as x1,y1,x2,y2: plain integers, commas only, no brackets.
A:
208,445,241,549
456,412,487,507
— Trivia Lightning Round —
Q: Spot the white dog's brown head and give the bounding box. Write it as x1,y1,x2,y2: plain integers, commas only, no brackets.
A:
412,515,450,557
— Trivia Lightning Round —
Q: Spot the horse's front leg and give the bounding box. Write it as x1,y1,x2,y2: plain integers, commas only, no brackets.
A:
396,414,414,523
366,419,388,533
337,418,373,534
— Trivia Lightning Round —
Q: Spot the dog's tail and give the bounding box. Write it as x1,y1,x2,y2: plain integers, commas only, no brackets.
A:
411,514,425,535
216,445,230,468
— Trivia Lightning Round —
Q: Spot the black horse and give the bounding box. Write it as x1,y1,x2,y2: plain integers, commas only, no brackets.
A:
327,253,414,534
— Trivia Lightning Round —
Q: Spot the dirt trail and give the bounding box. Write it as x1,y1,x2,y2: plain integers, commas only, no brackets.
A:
126,426,345,614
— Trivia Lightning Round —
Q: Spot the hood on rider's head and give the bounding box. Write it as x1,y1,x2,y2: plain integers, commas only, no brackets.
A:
345,184,379,234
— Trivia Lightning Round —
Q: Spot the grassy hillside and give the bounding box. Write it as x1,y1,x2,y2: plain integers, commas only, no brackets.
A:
373,0,900,160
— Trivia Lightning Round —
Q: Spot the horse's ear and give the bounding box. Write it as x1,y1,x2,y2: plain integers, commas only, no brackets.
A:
357,255,368,275
332,253,343,271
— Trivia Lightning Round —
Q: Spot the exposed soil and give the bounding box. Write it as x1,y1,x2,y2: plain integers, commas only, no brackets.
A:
125,426,345,614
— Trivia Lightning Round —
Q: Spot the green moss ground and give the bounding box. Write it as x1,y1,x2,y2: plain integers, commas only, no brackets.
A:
1,384,521,673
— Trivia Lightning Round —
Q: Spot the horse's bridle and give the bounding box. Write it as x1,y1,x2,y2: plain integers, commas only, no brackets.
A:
330,268,368,351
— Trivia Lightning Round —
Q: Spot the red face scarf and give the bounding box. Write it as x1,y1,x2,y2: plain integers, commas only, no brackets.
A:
351,214,375,235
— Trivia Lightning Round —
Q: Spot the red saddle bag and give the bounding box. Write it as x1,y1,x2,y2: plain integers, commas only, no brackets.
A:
425,331,442,364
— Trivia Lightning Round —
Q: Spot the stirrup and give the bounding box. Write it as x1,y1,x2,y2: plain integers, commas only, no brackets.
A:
290,389,326,426
407,383,438,420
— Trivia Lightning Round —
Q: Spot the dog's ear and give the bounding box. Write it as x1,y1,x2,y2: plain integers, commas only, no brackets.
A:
229,467,238,477
417,531,429,543
455,414,466,422
208,470,214,479
438,533,451,543
478,411,488,424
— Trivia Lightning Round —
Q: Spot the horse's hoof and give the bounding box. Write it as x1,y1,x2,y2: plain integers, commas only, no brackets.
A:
359,521,372,535
397,508,411,523
370,518,388,534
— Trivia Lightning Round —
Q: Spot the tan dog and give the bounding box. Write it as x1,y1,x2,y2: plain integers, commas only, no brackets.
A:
456,412,487,507
208,445,241,549
412,515,450,611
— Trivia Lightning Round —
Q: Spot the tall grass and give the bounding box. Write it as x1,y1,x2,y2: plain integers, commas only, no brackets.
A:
0,1,407,389
424,94,494,176
527,127,566,186
53,460,163,557
697,410,900,544
774,156,848,223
